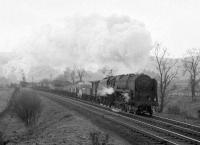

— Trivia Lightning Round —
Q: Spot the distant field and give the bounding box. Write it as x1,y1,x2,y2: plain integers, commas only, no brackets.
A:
0,87,14,112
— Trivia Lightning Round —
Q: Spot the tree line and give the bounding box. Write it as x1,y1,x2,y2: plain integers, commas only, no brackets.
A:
154,43,200,112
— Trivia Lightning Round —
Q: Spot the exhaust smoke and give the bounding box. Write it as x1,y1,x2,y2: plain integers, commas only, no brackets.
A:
0,15,153,81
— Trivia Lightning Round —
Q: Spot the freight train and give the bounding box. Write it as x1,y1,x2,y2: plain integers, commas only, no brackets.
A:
37,73,158,116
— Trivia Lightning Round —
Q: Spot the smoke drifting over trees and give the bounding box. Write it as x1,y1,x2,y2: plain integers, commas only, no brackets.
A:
0,15,153,82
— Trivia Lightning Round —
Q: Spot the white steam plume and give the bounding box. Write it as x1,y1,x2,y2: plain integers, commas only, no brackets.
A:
97,87,114,96
2,15,153,81
123,93,130,102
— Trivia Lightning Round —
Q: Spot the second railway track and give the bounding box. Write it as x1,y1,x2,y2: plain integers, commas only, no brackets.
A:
152,115,200,133
37,89,200,145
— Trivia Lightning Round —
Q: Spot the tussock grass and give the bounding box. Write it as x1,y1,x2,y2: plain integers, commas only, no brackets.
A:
166,104,198,119
0,87,20,145
167,105,181,115
198,110,200,119
165,94,200,119
90,131,113,145
11,90,42,127
0,131,3,145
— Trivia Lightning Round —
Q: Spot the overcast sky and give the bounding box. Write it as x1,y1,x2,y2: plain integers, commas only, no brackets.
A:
0,0,200,57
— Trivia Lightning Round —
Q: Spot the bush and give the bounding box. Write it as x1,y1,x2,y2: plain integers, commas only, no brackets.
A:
198,110,200,119
11,90,42,127
0,131,3,145
90,131,113,145
167,105,181,115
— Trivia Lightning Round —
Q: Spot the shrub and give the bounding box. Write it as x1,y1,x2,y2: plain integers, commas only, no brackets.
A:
198,110,200,119
0,131,3,145
90,131,113,145
167,105,181,115
11,90,42,127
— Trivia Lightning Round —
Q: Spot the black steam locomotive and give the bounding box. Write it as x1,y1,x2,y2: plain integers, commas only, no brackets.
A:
67,73,158,116
37,73,158,116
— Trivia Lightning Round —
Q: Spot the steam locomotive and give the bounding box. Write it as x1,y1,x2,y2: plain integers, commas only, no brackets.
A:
67,73,158,116
37,73,158,116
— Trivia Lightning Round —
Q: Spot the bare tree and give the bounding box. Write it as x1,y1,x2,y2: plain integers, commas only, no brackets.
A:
70,68,76,84
76,67,86,82
64,67,72,81
154,43,177,112
63,66,77,84
182,48,200,101
21,69,26,82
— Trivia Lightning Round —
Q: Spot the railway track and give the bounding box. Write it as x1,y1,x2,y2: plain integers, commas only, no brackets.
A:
117,111,200,141
37,89,200,145
153,115,200,133
72,97,200,141
42,90,200,142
